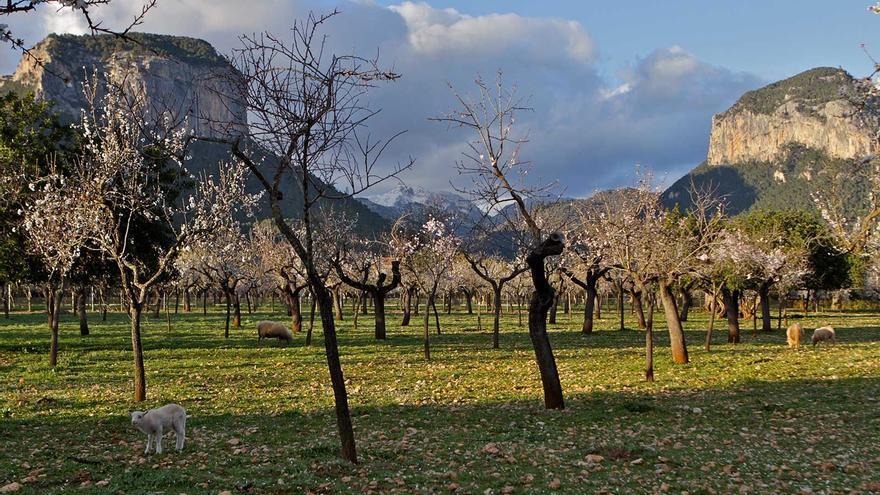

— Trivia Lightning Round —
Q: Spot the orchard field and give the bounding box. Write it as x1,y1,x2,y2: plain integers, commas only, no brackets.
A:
1,304,878,494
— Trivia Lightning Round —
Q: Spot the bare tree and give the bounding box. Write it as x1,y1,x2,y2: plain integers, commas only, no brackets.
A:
206,11,413,463
462,252,526,348
334,236,401,340
433,73,567,409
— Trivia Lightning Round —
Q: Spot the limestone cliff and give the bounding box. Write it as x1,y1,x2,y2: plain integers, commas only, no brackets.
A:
0,33,245,138
706,67,876,166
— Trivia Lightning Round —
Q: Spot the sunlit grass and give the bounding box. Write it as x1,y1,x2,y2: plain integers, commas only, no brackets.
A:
1,302,879,494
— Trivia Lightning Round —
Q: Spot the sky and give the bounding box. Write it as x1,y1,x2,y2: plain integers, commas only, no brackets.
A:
3,1,879,200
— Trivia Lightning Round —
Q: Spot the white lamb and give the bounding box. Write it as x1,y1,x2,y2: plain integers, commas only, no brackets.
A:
786,323,804,349
256,320,293,344
130,403,188,454
811,326,836,346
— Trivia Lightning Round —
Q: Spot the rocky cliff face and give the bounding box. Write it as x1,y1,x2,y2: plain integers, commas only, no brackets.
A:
706,67,877,165
0,33,245,138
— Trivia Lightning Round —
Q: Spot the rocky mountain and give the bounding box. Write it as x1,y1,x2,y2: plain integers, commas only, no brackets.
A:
0,33,246,137
664,67,877,215
357,185,484,226
1,33,388,234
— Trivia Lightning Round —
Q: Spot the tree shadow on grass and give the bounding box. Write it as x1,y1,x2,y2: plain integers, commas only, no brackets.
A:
1,376,878,494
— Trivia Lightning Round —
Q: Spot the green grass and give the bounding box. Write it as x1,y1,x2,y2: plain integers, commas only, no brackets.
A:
1,303,879,494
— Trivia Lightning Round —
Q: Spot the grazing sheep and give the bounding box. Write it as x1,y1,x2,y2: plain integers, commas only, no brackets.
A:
786,323,804,348
811,326,836,346
131,403,188,454
256,320,293,344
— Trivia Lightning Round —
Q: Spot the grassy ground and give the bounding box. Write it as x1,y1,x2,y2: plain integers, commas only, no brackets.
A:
1,302,879,494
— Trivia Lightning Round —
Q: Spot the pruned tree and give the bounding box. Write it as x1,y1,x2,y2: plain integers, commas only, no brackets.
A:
433,73,567,409
334,236,401,340
205,11,413,463
463,252,526,348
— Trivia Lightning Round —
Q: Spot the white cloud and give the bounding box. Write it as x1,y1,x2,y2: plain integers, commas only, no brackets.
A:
40,6,88,36
389,1,595,64
2,0,762,198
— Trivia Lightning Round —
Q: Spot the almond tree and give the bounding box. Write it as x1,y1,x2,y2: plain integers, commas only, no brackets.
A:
28,75,257,402
334,236,401,340
396,217,460,359
463,252,526,348
207,12,412,463
21,167,92,367
433,74,567,409
183,203,253,339
252,221,309,333
595,177,722,372
561,213,613,334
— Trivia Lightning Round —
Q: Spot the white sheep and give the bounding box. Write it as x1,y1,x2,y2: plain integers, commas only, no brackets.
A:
786,323,804,349
256,320,293,344
811,326,836,346
130,403,188,454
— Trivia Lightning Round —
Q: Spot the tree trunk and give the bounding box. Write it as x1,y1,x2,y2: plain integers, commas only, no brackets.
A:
722,287,741,344
644,294,655,382
659,281,689,364
432,298,441,335
313,284,357,463
333,287,344,321
705,295,716,351
233,293,242,328
464,290,473,314
289,290,303,334
130,300,147,402
46,286,61,367
424,292,433,360
360,290,368,315
583,283,597,334
630,289,646,330
306,295,317,346
492,286,503,349
224,289,232,339
374,291,387,340
401,287,412,326
679,287,693,322
202,289,208,316
77,286,89,336
548,292,559,324
183,288,191,313
759,283,772,332
618,285,625,330
526,241,565,410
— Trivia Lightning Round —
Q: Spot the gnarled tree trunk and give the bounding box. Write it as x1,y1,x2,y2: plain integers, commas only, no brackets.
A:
659,280,688,364
526,236,565,410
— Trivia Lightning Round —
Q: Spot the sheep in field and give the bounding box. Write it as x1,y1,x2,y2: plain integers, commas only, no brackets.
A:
811,326,836,346
256,320,293,344
130,403,188,454
786,323,804,349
